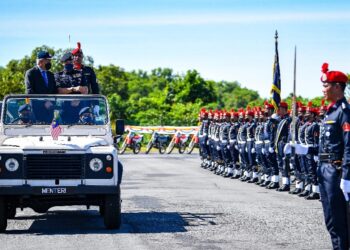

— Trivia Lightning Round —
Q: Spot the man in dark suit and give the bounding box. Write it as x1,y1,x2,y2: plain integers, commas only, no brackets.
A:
24,51,56,124
25,51,57,94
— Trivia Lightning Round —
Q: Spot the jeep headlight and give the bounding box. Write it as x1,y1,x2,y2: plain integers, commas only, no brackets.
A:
5,158,19,172
89,158,103,172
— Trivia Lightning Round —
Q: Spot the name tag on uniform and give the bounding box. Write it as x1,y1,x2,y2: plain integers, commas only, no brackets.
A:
325,120,336,124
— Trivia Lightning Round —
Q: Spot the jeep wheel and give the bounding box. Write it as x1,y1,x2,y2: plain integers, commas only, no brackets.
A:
0,197,7,232
133,143,141,154
7,206,16,219
145,141,153,154
104,187,121,230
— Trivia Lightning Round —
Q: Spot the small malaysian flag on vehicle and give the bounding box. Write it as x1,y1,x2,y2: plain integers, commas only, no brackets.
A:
50,111,62,140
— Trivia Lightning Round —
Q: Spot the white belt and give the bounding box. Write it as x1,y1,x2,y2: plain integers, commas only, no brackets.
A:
255,141,263,144
247,138,254,141
264,140,270,143
221,140,227,143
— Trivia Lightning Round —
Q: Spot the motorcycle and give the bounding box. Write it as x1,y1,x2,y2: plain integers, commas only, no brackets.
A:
166,131,189,154
119,131,143,154
185,132,199,154
145,132,169,154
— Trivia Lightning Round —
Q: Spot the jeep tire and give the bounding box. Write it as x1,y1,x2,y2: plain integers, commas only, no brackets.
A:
104,186,121,229
0,197,7,232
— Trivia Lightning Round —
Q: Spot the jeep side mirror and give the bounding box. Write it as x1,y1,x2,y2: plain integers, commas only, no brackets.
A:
115,119,125,135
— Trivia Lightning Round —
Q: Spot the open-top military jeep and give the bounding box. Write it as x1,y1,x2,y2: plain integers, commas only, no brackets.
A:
0,94,124,232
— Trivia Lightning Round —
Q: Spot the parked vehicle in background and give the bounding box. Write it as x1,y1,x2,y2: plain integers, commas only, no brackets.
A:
119,131,143,154
186,132,199,154
166,131,189,154
145,132,169,154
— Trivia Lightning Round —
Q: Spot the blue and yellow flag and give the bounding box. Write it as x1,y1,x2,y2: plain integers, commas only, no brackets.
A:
270,31,281,111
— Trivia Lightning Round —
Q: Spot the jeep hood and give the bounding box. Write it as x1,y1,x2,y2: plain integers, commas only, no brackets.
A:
2,136,108,150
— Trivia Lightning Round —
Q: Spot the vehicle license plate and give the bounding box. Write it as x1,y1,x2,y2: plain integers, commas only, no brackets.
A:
41,187,67,194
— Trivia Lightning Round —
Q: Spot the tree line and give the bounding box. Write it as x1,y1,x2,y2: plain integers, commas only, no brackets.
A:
0,46,348,126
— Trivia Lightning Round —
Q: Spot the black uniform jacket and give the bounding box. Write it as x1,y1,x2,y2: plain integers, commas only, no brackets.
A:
317,98,350,180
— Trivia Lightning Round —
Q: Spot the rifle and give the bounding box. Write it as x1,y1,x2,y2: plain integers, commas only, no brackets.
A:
286,46,297,178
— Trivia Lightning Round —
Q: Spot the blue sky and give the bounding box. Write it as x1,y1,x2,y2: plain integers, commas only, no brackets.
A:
1,0,349,99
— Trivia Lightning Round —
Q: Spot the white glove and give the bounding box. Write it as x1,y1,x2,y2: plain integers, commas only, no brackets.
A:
293,144,309,155
245,147,248,153
340,179,350,201
93,105,100,116
261,148,265,155
227,145,230,149
251,148,255,154
284,143,309,155
313,156,319,162
216,145,220,151
268,147,274,153
239,149,242,153
234,145,239,150
284,143,291,155
207,141,209,145
289,163,294,170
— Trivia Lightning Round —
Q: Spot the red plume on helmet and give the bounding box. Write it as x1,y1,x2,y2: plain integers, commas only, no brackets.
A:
72,42,82,55
321,63,329,74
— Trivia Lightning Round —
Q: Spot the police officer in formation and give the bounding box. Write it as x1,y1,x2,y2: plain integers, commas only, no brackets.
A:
198,63,350,250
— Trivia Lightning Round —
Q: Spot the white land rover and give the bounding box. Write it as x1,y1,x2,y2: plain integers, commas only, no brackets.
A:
0,94,125,232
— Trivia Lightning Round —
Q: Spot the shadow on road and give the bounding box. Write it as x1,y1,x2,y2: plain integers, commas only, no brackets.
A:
5,210,222,235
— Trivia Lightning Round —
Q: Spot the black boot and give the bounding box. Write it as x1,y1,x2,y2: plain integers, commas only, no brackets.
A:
305,192,320,200
255,178,264,185
260,180,271,187
266,182,279,189
248,177,259,183
298,189,310,197
276,184,290,192
289,188,302,195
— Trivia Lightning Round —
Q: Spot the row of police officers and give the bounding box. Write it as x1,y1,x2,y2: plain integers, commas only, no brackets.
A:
198,63,350,250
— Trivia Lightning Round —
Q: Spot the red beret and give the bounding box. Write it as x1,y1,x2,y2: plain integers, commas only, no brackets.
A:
264,100,274,110
279,102,288,109
321,63,348,84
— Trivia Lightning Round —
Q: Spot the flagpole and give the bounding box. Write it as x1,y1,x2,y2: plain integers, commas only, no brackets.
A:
291,46,297,144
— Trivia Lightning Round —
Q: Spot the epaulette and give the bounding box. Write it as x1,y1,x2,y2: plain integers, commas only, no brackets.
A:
342,101,350,110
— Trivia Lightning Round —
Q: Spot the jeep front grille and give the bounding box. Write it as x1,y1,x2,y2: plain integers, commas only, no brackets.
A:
25,154,84,179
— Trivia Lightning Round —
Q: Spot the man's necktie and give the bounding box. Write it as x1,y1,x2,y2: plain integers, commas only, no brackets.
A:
42,71,48,87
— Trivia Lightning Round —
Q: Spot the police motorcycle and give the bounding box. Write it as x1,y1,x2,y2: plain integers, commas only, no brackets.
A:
145,131,169,154
186,131,199,154
166,131,189,154
119,130,143,154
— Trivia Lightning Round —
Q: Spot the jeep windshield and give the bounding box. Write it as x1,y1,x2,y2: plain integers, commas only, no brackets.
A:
2,95,108,126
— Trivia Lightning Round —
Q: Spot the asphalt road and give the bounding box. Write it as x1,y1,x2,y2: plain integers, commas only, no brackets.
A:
1,153,331,250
